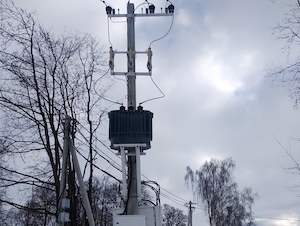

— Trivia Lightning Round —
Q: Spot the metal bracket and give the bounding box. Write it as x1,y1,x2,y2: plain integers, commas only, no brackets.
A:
113,144,146,202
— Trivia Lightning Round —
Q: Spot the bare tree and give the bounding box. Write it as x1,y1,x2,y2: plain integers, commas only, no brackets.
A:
161,204,187,226
267,1,300,108
185,158,257,226
0,0,113,220
6,183,56,226
0,139,9,225
267,1,300,201
272,136,300,197
8,175,156,226
75,176,122,226
8,176,120,226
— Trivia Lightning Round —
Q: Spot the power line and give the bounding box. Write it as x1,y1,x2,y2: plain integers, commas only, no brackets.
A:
139,75,166,105
149,11,174,48
77,126,300,224
75,119,193,209
76,120,300,224
160,187,189,203
76,125,121,163
75,132,122,173
254,215,300,222
160,193,186,207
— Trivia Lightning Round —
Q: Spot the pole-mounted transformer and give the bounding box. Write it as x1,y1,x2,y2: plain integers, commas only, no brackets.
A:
109,105,153,151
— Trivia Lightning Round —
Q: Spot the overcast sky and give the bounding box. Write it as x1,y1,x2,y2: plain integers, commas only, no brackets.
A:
14,0,300,225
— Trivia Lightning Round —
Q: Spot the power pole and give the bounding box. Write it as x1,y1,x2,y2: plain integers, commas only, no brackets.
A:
127,3,136,109
106,1,175,224
126,3,138,215
185,201,196,226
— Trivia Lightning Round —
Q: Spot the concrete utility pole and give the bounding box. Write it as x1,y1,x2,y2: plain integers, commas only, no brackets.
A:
185,201,196,226
59,116,95,226
59,117,71,226
127,3,136,109
69,139,95,226
126,3,138,215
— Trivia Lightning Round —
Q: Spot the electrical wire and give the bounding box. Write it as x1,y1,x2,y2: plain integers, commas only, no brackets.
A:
253,215,300,222
76,122,116,156
71,122,122,175
107,17,113,47
76,129,122,173
102,0,126,93
160,187,189,203
72,142,121,183
76,124,192,210
149,12,174,48
141,172,189,208
160,192,187,207
92,76,124,106
76,124,192,208
166,0,174,9
71,84,190,207
134,1,150,13
73,7,300,207
75,126,122,172
101,0,173,106
113,74,127,85
139,76,165,105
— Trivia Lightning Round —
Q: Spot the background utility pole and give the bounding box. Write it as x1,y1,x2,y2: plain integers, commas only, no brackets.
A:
126,3,138,215
185,201,196,226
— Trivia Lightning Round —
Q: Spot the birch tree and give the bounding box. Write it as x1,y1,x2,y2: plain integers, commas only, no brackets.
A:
161,204,187,226
185,158,257,226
